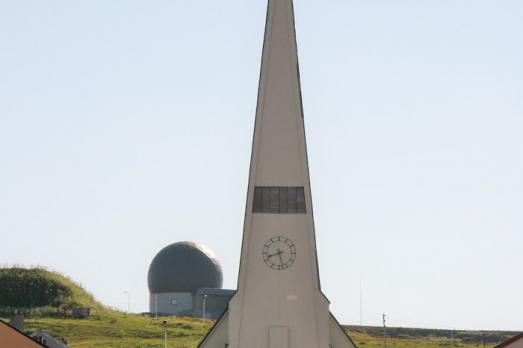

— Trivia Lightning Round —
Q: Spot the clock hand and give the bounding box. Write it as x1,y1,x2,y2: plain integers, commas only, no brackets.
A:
278,250,284,265
267,249,284,258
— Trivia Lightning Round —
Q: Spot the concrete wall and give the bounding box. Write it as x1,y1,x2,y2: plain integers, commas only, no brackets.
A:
194,293,233,320
149,292,192,315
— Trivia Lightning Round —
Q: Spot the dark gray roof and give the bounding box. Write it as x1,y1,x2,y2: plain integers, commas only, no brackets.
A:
147,241,223,294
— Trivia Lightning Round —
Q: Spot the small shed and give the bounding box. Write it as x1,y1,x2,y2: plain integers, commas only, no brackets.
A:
495,333,523,348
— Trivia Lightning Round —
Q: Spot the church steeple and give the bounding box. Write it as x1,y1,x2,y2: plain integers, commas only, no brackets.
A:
198,1,356,347
236,0,320,292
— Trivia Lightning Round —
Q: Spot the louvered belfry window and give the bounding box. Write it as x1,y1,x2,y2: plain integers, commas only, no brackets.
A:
252,186,306,214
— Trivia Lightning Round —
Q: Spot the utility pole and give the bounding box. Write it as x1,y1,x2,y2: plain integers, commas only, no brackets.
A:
359,275,362,326
163,320,168,348
202,294,208,320
382,313,387,348
154,294,158,318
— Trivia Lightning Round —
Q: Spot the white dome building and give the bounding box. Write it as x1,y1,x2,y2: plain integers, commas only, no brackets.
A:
147,241,233,318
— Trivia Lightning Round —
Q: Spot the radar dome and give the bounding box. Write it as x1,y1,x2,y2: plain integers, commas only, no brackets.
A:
147,241,223,294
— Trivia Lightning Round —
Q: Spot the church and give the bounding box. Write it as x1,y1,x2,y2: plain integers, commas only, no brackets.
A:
197,0,356,347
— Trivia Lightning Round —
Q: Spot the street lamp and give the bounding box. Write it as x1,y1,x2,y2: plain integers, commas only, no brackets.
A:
154,293,158,318
124,291,130,313
163,320,168,348
202,294,208,320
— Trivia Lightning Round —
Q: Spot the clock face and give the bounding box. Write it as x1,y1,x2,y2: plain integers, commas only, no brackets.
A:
262,236,296,270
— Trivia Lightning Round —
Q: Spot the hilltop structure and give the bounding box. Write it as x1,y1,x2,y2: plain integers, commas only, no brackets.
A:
198,0,356,347
147,241,234,319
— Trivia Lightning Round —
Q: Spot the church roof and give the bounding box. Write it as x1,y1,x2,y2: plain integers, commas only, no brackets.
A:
0,320,47,348
495,332,523,348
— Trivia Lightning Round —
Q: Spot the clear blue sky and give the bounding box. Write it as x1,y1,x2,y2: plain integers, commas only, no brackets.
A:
1,0,522,330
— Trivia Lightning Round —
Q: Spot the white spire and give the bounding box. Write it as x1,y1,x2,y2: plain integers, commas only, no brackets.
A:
197,2,356,347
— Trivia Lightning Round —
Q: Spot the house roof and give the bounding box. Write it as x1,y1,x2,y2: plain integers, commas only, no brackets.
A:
0,320,47,347
495,332,523,348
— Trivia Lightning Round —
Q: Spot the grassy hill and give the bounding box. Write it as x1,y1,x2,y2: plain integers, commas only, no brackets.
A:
20,312,210,348
0,267,518,347
0,267,103,316
347,326,519,348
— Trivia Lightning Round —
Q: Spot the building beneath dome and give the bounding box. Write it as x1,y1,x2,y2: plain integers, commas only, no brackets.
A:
147,241,234,319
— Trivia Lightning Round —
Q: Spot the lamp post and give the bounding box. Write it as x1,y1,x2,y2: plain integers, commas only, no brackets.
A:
124,291,130,313
163,320,168,348
202,294,208,320
154,293,158,318
383,314,387,348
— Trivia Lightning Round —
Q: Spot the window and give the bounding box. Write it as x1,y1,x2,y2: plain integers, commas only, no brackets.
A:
171,298,177,306
253,187,306,214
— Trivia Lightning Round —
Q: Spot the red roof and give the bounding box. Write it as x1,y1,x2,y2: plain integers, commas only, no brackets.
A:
0,320,47,347
495,332,523,348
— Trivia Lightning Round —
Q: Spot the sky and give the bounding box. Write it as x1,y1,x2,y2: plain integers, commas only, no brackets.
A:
1,0,522,331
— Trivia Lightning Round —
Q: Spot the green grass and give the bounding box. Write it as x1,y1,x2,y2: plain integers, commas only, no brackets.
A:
347,326,518,348
350,331,495,348
2,312,514,348
16,311,212,348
